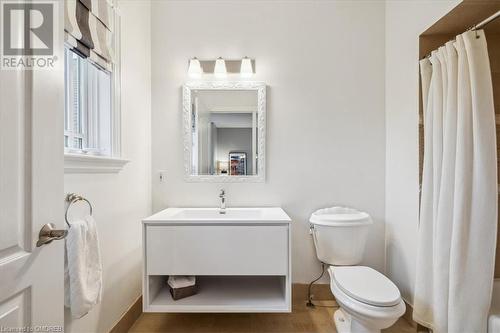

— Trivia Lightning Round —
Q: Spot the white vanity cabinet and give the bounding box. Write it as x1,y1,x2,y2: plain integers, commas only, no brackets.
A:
142,207,291,313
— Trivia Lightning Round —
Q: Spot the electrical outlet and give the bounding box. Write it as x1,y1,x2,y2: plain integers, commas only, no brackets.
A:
159,170,167,182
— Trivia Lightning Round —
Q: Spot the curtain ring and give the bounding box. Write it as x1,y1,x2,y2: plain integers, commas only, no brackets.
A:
475,25,479,39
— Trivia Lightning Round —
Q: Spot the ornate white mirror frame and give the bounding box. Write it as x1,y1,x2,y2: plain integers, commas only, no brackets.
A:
183,81,266,183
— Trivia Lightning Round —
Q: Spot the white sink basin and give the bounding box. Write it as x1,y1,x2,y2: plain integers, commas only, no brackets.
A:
143,207,291,223
173,208,262,220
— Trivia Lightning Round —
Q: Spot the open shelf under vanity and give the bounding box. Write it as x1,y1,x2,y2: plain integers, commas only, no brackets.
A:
146,275,288,312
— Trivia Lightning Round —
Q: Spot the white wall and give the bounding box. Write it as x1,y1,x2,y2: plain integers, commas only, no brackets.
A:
384,0,461,304
64,1,151,332
151,0,386,283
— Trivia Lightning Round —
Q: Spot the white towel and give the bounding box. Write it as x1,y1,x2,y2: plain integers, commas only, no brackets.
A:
168,276,196,289
64,215,102,318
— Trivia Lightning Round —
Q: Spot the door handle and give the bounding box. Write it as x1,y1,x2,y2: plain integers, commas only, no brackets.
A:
36,223,68,247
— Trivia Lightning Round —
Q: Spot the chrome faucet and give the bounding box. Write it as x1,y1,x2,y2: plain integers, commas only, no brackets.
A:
219,189,226,214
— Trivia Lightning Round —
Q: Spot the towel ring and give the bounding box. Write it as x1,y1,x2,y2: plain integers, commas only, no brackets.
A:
65,193,93,227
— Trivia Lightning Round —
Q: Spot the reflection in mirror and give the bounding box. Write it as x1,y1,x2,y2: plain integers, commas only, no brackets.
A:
190,90,258,176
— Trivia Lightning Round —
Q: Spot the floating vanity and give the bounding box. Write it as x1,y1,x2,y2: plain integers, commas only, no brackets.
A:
142,207,292,313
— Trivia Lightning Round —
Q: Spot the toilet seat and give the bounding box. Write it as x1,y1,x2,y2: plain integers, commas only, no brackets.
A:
330,266,401,307
328,266,406,333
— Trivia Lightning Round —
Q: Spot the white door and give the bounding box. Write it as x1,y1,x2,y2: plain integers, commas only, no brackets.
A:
0,3,64,330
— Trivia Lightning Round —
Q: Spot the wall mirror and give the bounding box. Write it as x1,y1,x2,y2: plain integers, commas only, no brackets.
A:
183,82,266,182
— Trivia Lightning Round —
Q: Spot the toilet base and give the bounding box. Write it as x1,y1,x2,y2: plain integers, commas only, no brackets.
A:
333,309,380,333
333,309,352,333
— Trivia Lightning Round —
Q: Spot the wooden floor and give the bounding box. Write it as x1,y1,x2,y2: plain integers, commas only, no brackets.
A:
129,285,415,333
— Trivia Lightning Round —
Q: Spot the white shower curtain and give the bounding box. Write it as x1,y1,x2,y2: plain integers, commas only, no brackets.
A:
414,30,498,333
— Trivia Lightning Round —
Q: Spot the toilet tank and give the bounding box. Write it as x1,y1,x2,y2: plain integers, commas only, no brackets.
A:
309,207,372,265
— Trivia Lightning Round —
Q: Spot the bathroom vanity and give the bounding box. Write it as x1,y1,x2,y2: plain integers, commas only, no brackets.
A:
142,207,291,312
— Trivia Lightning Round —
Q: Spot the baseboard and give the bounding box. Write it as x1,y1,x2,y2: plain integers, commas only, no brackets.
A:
109,296,142,333
402,300,419,329
292,283,335,301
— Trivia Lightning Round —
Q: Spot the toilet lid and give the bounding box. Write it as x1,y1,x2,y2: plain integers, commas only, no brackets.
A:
309,207,372,227
330,266,401,307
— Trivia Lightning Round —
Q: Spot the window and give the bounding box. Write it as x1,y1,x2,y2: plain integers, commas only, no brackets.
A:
64,47,112,156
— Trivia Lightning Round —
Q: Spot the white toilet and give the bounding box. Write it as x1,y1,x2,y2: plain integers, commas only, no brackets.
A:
309,207,405,333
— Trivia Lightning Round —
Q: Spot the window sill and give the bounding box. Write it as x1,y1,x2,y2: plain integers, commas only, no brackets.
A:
64,153,129,174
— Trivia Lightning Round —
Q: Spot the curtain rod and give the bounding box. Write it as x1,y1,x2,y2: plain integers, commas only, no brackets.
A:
422,9,500,60
476,10,500,29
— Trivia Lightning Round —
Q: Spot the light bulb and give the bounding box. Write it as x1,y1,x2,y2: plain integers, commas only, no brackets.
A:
240,57,253,78
214,57,227,78
188,57,202,78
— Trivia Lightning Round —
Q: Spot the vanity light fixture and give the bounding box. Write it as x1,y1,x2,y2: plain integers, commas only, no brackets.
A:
214,57,227,78
187,57,255,78
240,56,253,78
188,57,202,78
